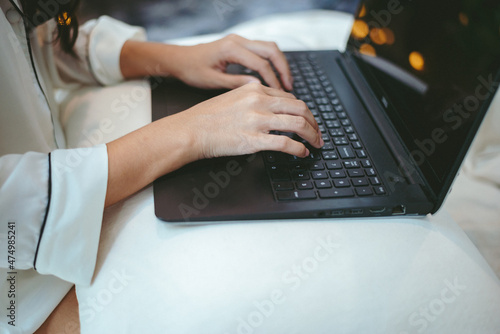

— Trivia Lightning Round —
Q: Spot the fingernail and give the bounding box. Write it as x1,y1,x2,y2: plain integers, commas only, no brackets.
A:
305,148,310,156
320,137,325,146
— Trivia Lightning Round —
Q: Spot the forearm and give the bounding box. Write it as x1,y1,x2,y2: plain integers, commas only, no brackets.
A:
104,114,197,207
119,40,186,79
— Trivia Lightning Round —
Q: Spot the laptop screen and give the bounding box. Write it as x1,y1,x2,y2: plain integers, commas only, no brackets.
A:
346,0,500,195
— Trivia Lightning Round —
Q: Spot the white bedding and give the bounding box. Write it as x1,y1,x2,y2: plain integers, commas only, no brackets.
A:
59,10,500,334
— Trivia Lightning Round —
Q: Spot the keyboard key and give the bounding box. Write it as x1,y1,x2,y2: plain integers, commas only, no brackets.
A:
355,187,373,196
322,134,331,142
344,126,354,133
344,161,360,168
338,146,355,159
318,188,355,198
356,149,367,158
329,129,344,137
312,90,325,98
306,152,321,160
323,112,336,120
316,97,329,105
327,92,337,99
333,137,349,145
369,177,381,185
295,88,308,95
352,178,369,187
347,169,364,177
326,161,342,169
315,180,332,188
320,142,335,150
309,162,325,170
320,105,333,113
322,151,338,160
273,182,294,191
325,120,341,128
374,186,387,195
296,181,314,190
341,119,351,126
365,168,376,176
312,171,328,179
330,170,346,178
334,179,350,188
361,159,372,168
337,112,347,119
348,133,358,141
352,141,362,149
277,190,317,201
291,171,310,180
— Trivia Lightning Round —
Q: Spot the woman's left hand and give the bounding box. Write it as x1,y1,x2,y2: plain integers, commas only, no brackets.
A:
120,35,293,91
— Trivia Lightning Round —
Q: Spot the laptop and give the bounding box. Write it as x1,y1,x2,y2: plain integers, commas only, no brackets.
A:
151,0,500,222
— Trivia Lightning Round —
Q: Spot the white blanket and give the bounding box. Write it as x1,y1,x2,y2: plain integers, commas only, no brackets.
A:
59,10,500,334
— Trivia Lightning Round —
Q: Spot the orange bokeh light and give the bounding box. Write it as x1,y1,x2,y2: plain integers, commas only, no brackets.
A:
359,5,367,18
370,28,387,45
360,44,376,57
351,20,369,39
409,51,425,71
382,28,395,45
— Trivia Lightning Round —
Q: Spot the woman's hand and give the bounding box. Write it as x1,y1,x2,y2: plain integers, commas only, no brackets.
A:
174,82,323,160
105,83,322,207
120,35,293,90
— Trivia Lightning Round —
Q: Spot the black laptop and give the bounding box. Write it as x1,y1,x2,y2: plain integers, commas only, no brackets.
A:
151,0,500,222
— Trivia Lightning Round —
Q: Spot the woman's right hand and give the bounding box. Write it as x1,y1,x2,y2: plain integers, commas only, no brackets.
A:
105,82,323,207
169,82,324,162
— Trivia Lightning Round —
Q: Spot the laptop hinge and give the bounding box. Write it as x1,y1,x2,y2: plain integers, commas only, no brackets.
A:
337,52,438,202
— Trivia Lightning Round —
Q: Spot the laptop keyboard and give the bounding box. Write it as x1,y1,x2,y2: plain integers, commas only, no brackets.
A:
264,53,387,201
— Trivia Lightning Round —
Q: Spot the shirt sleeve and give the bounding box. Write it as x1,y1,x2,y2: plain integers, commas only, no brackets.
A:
54,16,147,86
0,145,108,285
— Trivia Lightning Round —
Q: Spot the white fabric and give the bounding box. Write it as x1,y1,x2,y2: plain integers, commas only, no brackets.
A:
0,0,145,331
53,10,500,334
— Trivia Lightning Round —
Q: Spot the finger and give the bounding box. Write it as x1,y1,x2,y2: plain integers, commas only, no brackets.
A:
265,97,318,132
209,71,261,89
268,114,323,149
228,35,293,91
256,84,296,99
257,133,310,158
226,46,283,90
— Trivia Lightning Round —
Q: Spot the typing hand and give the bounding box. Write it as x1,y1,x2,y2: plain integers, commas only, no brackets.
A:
170,82,323,160
166,34,293,91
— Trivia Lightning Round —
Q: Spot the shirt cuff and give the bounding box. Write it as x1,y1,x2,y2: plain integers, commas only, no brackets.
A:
88,16,147,86
34,144,108,285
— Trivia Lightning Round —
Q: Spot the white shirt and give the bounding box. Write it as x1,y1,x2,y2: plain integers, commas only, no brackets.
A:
0,0,145,332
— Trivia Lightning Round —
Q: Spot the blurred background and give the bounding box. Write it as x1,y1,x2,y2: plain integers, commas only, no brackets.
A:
79,0,358,41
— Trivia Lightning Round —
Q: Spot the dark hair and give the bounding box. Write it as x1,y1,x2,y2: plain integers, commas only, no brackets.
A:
20,0,80,56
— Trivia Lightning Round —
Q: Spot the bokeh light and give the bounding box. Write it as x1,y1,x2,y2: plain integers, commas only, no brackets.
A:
409,51,425,71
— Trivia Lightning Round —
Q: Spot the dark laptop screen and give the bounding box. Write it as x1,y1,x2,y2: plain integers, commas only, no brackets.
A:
346,0,500,195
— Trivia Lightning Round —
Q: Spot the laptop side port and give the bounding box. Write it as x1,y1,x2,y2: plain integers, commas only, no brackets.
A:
331,210,344,216
369,207,386,214
350,209,364,215
391,205,406,215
